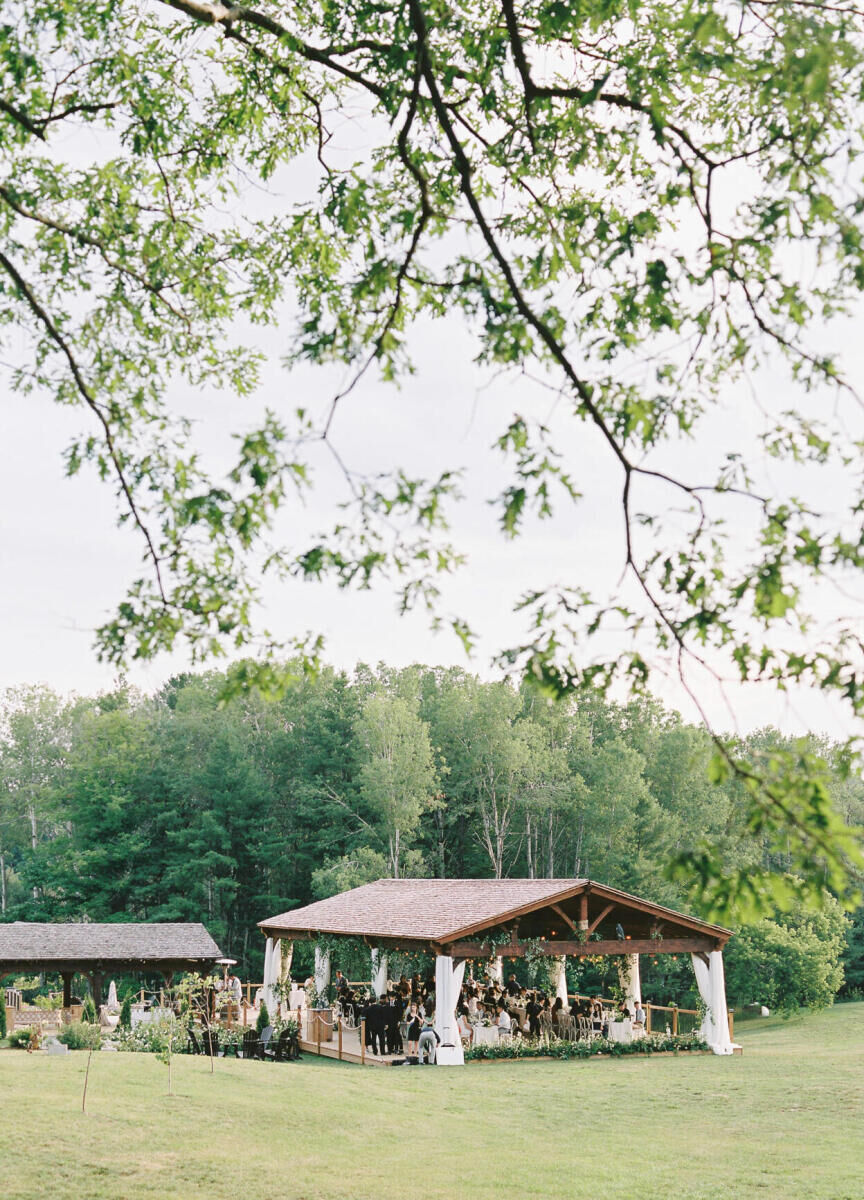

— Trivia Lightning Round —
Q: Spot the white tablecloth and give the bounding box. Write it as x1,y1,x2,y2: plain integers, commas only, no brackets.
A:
607,1019,633,1043
472,1024,499,1045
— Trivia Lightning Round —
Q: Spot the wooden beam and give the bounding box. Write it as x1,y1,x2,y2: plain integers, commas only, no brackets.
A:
586,903,615,935
448,936,717,959
550,904,576,934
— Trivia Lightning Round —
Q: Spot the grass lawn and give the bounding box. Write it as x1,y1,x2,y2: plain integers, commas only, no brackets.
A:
2,1004,862,1200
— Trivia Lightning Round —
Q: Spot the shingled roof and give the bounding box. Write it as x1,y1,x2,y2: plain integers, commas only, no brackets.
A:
259,878,730,946
0,922,222,970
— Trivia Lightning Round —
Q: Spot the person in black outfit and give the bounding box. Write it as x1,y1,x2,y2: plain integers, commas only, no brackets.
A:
505,973,521,997
385,995,403,1054
366,998,388,1055
526,994,542,1037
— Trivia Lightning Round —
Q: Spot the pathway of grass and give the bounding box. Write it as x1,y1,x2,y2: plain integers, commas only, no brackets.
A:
2,1004,862,1200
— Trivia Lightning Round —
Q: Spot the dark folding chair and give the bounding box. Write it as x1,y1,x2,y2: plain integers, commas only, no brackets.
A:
241,1029,259,1059
187,1029,202,1055
256,1025,275,1060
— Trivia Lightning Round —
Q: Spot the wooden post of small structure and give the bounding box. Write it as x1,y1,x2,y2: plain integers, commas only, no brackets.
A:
728,1010,734,1040
645,1004,652,1034
360,1018,365,1065
316,1011,322,1056
338,1017,343,1061
242,1001,247,1027
672,1007,678,1036
61,972,73,1009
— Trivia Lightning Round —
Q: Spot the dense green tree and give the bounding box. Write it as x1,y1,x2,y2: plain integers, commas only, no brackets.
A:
724,892,849,1013
353,693,438,877
0,686,76,907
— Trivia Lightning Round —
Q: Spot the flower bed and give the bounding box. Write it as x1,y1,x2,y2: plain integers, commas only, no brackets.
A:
464,1033,708,1062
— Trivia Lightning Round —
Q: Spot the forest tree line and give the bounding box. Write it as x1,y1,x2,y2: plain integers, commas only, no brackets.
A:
0,664,861,1011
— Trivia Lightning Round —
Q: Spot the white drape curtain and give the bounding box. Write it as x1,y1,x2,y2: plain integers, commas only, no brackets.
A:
553,956,569,1008
314,946,331,1002
262,937,281,1016
691,950,736,1055
617,953,641,1008
434,955,466,1066
371,950,389,998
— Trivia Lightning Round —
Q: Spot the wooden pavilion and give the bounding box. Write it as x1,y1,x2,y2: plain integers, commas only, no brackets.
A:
0,922,222,1008
259,878,735,1063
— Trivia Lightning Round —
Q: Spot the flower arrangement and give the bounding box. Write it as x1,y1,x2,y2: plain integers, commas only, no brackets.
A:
464,1032,708,1062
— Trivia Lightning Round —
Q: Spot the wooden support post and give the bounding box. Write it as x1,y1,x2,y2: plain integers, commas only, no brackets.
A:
61,973,73,1009
360,1018,365,1065
672,1007,678,1035
338,1018,343,1061
317,1011,322,1056
646,1004,652,1034
579,892,588,930
728,1010,734,1040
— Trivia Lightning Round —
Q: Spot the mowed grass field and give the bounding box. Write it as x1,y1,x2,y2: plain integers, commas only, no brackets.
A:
2,1004,863,1200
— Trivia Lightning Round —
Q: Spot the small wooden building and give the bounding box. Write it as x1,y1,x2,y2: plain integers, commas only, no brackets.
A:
0,921,222,1008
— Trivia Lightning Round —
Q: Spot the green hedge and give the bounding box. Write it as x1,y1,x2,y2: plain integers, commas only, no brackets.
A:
464,1033,709,1062
57,1022,102,1050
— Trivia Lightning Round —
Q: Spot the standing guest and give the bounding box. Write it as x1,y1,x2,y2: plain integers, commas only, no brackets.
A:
417,1016,440,1064
366,997,387,1055
505,973,521,997
385,995,403,1054
526,994,541,1038
405,1002,422,1056
590,996,605,1033
398,974,411,999
228,971,242,1007
466,988,480,1019
333,969,349,996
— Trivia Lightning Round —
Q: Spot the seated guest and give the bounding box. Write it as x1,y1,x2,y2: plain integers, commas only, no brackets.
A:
456,1006,473,1046
496,1002,512,1034
552,996,567,1025
633,1000,646,1028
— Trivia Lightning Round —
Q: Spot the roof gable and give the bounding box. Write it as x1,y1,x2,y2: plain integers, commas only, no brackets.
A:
260,878,730,945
